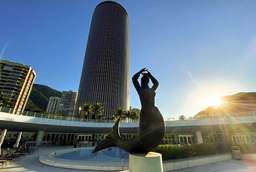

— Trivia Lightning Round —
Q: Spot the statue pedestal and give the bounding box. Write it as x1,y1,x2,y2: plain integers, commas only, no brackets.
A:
129,152,163,172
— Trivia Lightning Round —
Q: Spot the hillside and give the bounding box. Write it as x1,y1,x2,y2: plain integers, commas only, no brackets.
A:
25,84,61,112
195,92,256,119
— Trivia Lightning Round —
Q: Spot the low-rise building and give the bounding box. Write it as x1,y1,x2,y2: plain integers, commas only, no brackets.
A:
59,91,77,116
46,97,61,114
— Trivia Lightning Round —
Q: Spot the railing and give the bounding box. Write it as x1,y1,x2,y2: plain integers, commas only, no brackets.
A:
3,106,256,124
0,106,137,123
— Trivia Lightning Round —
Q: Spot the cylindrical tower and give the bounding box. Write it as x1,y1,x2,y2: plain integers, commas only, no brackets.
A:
77,1,129,120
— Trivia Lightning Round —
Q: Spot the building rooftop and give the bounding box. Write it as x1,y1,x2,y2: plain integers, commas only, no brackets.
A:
96,1,128,15
0,59,31,68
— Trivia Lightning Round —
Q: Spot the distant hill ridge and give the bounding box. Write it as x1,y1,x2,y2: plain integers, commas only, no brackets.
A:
25,84,61,112
224,92,256,104
195,92,256,119
26,86,256,116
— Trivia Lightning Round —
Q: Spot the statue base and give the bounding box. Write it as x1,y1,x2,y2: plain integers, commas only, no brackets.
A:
129,152,163,172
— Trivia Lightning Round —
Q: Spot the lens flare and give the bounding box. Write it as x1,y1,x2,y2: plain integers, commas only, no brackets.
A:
205,96,222,107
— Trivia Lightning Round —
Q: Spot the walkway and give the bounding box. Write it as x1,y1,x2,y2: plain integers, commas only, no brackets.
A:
172,159,256,172
0,147,92,172
1,146,256,172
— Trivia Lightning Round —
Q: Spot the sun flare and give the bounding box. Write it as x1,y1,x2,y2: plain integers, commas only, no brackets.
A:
205,96,222,107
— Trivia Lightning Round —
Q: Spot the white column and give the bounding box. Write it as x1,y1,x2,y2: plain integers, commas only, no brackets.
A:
185,136,189,144
0,129,7,156
196,131,203,144
36,130,45,146
66,134,69,144
129,152,163,172
13,131,22,148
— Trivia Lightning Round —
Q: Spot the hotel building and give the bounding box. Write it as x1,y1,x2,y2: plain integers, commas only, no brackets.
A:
77,1,130,120
0,60,36,114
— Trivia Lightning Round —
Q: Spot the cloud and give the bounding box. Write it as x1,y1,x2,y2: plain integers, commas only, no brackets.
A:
186,70,200,89
0,42,9,59
181,64,201,89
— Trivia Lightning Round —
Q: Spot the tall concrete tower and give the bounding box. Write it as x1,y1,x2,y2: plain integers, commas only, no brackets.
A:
77,1,129,120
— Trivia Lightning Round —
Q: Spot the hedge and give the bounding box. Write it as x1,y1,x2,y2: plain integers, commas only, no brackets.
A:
153,144,229,160
238,144,256,153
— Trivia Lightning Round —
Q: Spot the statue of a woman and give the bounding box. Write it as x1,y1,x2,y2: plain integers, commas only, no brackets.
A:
93,68,165,154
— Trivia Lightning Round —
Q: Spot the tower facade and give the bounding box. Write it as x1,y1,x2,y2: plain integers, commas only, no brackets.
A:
77,1,129,120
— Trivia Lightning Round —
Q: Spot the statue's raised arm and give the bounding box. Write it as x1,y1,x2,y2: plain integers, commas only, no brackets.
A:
132,68,146,93
148,72,159,91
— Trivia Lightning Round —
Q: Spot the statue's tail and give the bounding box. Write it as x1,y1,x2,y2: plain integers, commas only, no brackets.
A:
92,117,121,153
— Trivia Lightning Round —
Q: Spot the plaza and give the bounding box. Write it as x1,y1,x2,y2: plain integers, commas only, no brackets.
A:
1,0,256,171
1,110,256,171
1,146,256,172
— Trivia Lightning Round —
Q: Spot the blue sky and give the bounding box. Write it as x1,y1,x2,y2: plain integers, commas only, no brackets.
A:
1,0,256,119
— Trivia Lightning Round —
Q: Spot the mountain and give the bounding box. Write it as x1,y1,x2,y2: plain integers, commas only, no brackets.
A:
25,84,62,112
195,92,256,119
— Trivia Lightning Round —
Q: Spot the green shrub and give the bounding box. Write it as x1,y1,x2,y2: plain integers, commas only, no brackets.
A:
153,144,229,161
239,144,256,153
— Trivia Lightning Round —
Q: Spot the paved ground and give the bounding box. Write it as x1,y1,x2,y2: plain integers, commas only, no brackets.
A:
172,159,256,172
1,147,256,172
0,147,93,172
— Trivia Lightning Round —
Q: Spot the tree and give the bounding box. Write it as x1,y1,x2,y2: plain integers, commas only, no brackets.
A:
79,103,92,120
179,115,185,120
130,108,140,120
113,108,140,122
126,108,140,121
90,102,104,120
113,108,126,121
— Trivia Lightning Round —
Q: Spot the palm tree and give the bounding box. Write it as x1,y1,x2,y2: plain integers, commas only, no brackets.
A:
123,108,140,122
179,115,185,120
89,102,104,146
113,107,141,122
91,103,104,120
128,108,140,121
79,103,92,120
113,108,126,121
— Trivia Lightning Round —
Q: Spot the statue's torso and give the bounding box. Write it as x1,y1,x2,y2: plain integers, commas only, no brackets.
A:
139,89,155,108
136,89,165,151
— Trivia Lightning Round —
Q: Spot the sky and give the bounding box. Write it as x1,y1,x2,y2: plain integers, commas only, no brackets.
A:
1,0,256,119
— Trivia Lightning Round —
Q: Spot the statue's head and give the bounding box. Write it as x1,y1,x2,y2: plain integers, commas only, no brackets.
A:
141,73,149,89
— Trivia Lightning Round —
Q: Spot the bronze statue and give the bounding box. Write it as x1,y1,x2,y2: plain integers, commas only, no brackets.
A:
93,68,165,154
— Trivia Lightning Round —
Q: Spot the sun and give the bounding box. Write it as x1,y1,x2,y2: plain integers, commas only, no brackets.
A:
205,96,222,107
